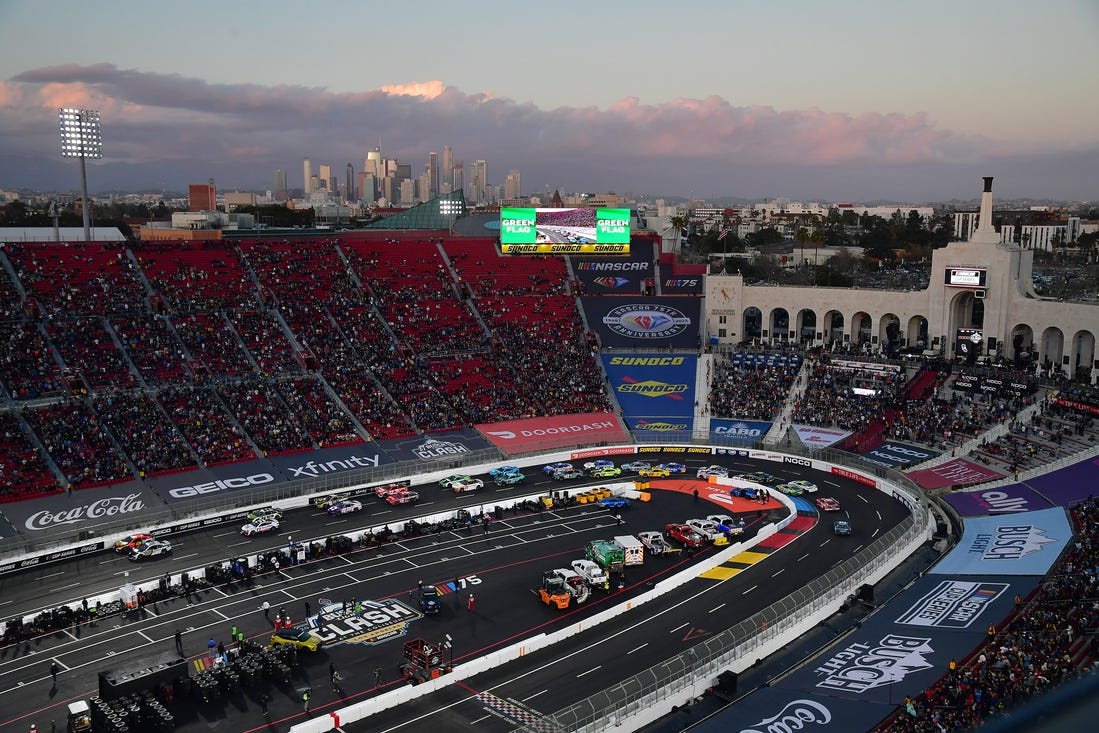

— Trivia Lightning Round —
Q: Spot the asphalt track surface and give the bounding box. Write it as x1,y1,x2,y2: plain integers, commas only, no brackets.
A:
0,457,909,733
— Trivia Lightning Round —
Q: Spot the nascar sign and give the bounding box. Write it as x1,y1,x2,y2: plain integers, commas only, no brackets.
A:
602,354,697,419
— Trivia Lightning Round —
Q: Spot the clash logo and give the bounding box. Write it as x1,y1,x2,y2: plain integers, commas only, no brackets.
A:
309,598,422,647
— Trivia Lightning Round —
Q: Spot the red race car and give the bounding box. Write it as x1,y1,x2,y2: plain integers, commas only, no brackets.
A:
385,489,420,506
113,533,153,553
815,497,841,512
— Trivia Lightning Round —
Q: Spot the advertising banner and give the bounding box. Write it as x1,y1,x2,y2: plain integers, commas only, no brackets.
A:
148,459,281,503
378,428,491,463
942,484,1053,516
266,443,394,481
792,425,852,449
710,418,773,442
573,242,653,293
905,458,1004,490
5,479,154,536
581,296,702,349
860,441,939,469
660,275,704,295
1024,455,1099,507
713,687,895,733
475,412,628,454
602,354,697,419
779,573,1035,705
627,417,695,438
499,207,631,249
930,507,1070,576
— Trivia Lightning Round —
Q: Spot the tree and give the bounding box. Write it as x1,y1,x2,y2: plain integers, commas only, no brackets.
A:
1021,232,1031,250
668,215,687,253
809,228,825,266
795,226,809,268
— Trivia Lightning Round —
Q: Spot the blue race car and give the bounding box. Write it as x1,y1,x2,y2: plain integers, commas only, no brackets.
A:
599,496,630,509
542,462,574,475
489,465,521,478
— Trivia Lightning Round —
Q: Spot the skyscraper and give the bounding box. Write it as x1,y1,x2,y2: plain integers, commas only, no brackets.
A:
470,160,487,205
442,145,453,191
366,147,382,180
428,152,439,199
452,162,463,196
346,163,354,203
505,169,522,200
303,158,312,194
319,164,331,191
273,169,287,201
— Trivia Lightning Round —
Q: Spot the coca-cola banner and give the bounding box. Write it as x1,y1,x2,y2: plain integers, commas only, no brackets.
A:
905,458,1005,490
378,428,491,463
5,479,153,535
475,412,628,455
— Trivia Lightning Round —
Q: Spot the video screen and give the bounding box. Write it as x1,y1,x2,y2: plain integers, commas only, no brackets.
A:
500,207,631,254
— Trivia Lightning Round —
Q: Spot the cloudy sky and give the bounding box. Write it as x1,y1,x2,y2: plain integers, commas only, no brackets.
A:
1,0,1096,202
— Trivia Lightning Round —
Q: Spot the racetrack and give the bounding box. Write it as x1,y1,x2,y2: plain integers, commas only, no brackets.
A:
0,456,907,733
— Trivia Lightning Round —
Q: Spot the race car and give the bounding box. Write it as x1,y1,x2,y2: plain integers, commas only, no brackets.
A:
833,520,853,536
552,468,584,480
590,465,623,478
269,626,322,652
114,533,153,553
449,478,484,493
658,462,687,474
494,472,526,486
638,530,671,555
777,482,806,496
542,462,574,475
686,518,724,541
313,494,344,509
247,506,283,521
785,479,818,494
706,514,745,536
385,490,420,505
489,465,522,478
439,474,475,489
241,516,281,536
327,499,363,515
570,559,609,586
815,497,841,512
374,482,409,498
582,459,615,471
736,471,781,485
664,523,706,548
128,539,172,562
638,466,671,478
620,460,652,472
696,465,730,479
599,496,630,509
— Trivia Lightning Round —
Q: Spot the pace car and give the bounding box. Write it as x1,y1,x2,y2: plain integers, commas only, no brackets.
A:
542,462,574,475
269,626,322,652
114,533,153,553
815,497,841,512
128,539,172,562
658,462,687,474
241,516,281,536
638,466,671,478
328,499,363,516
590,465,623,478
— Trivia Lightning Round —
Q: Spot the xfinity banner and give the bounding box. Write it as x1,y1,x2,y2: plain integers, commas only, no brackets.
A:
475,412,628,454
582,296,702,349
792,425,851,449
943,485,1053,516
378,428,491,463
602,354,697,419
266,443,394,482
860,441,939,468
930,507,1070,576
710,418,772,443
905,458,1004,490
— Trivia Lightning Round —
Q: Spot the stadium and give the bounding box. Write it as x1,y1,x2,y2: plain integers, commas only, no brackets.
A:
0,178,1097,733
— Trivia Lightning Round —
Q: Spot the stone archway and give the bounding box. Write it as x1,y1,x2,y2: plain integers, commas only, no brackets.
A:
1070,329,1096,379
879,313,901,356
797,308,817,345
770,307,790,343
823,310,844,347
743,306,763,344
851,311,872,348
1011,324,1035,367
907,315,929,350
1040,327,1065,373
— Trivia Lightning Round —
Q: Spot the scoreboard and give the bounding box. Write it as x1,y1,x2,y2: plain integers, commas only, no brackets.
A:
500,207,631,255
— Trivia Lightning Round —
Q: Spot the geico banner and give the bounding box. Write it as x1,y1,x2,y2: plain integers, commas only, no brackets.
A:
930,508,1070,576
476,412,628,454
148,459,280,502
710,418,773,441
602,353,697,419
582,296,702,349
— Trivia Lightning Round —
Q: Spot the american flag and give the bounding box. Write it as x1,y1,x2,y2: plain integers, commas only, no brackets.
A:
717,227,729,241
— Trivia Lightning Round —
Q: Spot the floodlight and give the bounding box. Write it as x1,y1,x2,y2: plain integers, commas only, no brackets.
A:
58,108,102,241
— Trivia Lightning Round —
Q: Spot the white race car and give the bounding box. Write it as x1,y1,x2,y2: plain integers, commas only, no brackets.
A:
241,516,281,536
327,499,363,516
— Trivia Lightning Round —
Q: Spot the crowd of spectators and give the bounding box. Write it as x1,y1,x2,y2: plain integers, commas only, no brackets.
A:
708,350,802,420
112,314,192,385
91,390,196,477
0,411,57,501
172,312,255,378
157,385,253,466
134,241,256,313
0,320,65,400
6,242,147,316
272,377,362,448
792,358,903,432
46,317,136,390
886,497,1099,731
217,378,313,457
23,400,132,489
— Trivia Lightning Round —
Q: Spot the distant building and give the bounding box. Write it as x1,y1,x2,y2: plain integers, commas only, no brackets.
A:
303,158,312,195
273,169,287,202
504,169,522,200
188,182,216,212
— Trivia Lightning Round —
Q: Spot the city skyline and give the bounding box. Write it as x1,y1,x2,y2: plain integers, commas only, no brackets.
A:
0,0,1097,201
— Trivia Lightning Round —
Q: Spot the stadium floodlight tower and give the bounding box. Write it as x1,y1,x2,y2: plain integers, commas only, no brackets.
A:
58,108,102,242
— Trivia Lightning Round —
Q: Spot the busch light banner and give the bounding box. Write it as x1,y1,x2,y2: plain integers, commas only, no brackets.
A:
583,297,702,349
378,428,491,463
930,507,1070,576
710,418,772,443
602,354,698,419
572,238,654,294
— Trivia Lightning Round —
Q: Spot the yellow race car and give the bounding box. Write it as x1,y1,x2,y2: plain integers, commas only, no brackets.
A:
269,627,322,652
638,466,671,478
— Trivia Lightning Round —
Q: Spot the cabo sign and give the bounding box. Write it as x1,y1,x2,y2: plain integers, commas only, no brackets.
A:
25,493,145,532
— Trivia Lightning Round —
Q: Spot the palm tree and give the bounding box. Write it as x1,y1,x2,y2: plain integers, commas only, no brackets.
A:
810,228,826,267
795,226,809,269
1021,232,1031,250
668,215,687,253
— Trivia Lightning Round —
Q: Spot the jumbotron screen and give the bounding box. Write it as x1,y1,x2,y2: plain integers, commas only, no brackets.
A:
499,207,631,254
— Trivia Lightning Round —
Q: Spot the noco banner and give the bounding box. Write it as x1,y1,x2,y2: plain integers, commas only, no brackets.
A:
582,296,702,348
475,412,628,454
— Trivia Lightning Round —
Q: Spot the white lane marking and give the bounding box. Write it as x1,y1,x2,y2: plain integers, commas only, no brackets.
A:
137,630,154,643
576,665,602,678
670,622,689,633
51,583,82,592
42,571,66,579
708,603,727,614
627,643,648,655
771,568,784,578
744,585,757,594
51,657,70,671
824,480,841,487
523,689,548,702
